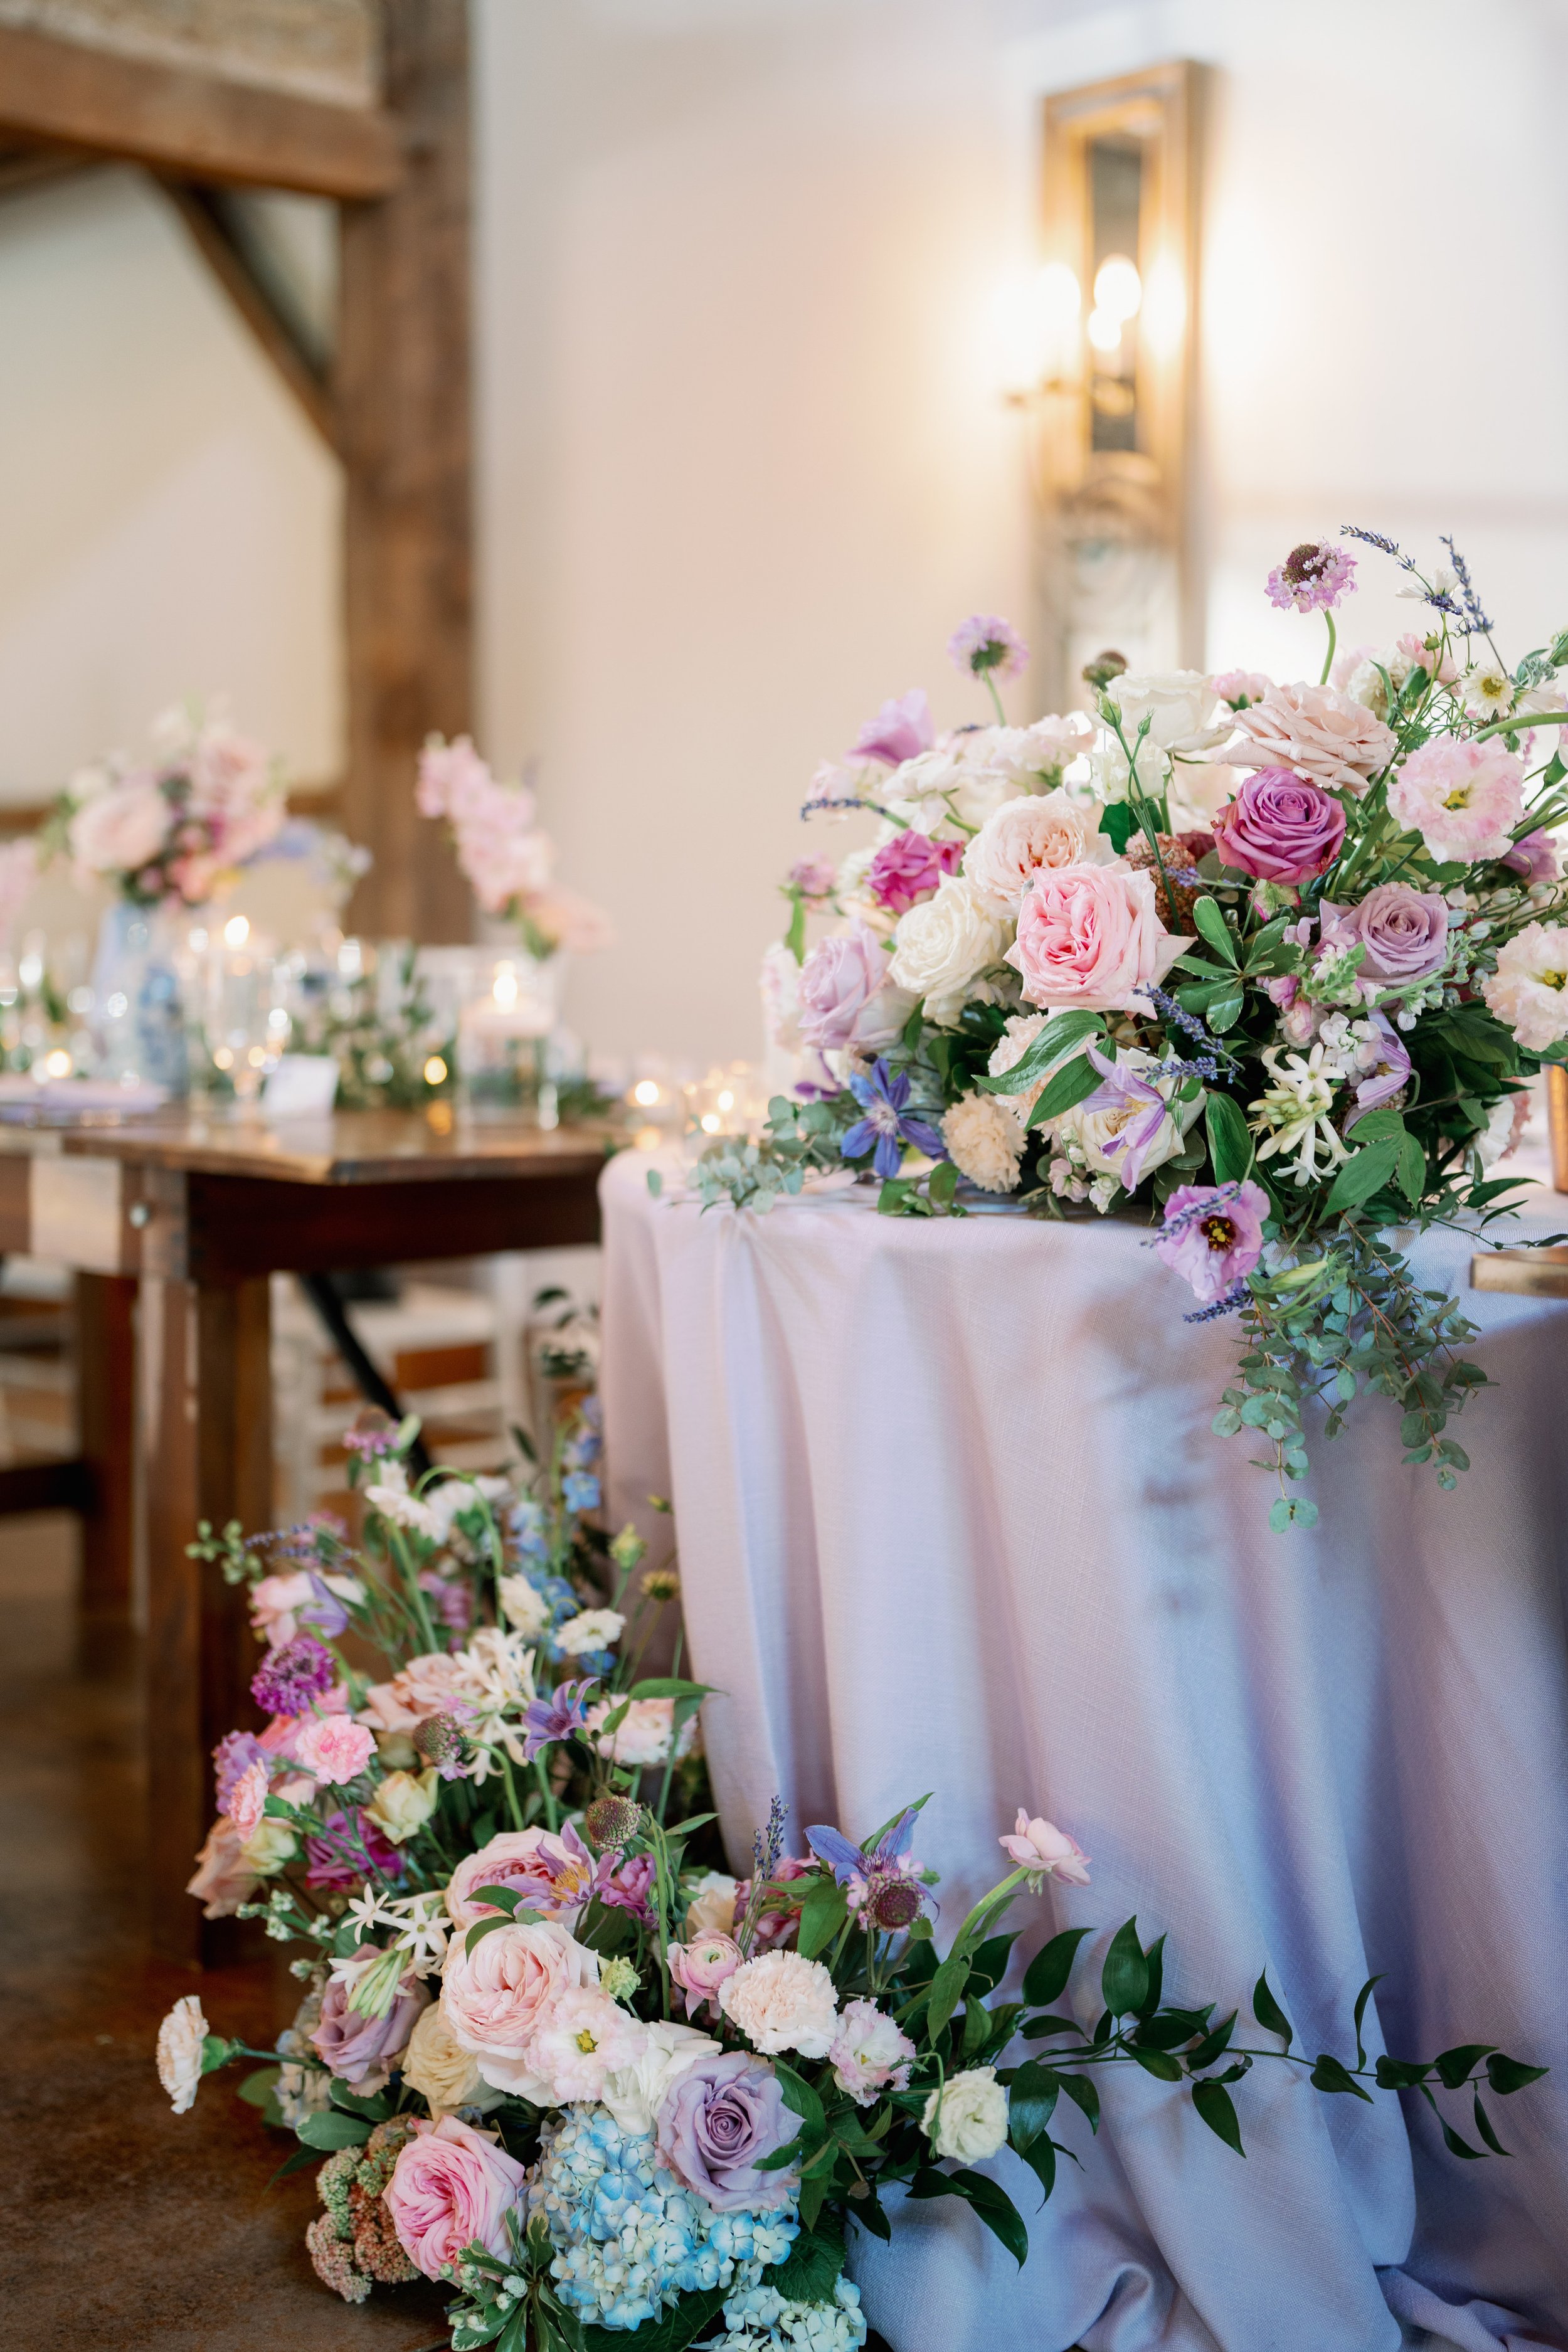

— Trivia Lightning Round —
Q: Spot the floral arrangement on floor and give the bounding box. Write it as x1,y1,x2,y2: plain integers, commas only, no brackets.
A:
50,699,287,908
730,540,1568,1527
160,1406,1545,2347
418,736,614,961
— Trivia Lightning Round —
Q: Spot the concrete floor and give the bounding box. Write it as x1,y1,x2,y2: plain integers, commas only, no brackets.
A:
2,1513,451,2349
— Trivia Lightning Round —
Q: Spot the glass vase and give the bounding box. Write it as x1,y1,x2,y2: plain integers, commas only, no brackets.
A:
90,899,189,1095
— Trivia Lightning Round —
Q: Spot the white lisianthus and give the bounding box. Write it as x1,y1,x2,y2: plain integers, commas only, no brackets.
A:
598,2018,719,2137
921,2067,1009,2162
498,1574,550,1637
555,1606,626,1656
1091,731,1171,804
157,1994,210,2116
941,1092,1024,1194
888,876,1011,1024
364,1460,444,1541
1481,921,1568,1051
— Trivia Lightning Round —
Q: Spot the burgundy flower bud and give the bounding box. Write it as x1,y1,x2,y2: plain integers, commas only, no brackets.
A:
583,1794,644,1850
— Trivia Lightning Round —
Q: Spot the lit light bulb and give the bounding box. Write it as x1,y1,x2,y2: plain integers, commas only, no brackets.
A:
632,1078,662,1107
42,1047,72,1078
716,1089,735,1113
988,261,1083,397
700,1111,723,1133
1093,255,1142,323
1086,308,1123,356
423,1054,448,1086
492,965,519,1009
223,914,250,948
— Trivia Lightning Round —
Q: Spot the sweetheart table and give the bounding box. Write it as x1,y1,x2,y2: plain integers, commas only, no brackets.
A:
598,1146,1568,2352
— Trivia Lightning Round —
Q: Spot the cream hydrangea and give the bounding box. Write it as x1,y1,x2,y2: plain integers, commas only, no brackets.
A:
1481,921,1568,1051
941,1091,1024,1194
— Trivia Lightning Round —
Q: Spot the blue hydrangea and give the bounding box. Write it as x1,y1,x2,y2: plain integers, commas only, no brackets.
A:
709,2279,867,2352
563,1470,601,1515
528,2106,798,2333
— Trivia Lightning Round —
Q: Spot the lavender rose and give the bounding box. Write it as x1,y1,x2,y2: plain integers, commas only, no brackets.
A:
796,923,908,1052
1210,766,1345,884
654,2049,797,2211
1318,883,1449,982
310,1966,430,2087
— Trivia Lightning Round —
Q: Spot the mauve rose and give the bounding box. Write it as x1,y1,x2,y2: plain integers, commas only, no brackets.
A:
864,830,961,915
384,2113,527,2277
311,1967,429,2086
796,924,895,1051
1318,884,1449,983
655,2050,797,2212
1211,768,1346,885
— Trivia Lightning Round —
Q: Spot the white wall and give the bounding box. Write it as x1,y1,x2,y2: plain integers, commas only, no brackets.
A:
476,0,1568,1071
0,166,342,801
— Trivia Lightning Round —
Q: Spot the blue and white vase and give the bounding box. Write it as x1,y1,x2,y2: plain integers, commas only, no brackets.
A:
90,899,189,1094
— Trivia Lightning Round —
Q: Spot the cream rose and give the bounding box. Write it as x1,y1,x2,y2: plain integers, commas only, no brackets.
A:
367,1766,441,1846
684,1872,739,1938
888,876,1011,1024
402,2003,498,2118
439,1917,599,2095
1006,861,1187,1014
962,789,1104,909
598,2019,721,2137
718,1949,839,2059
884,738,1025,835
240,1816,298,1875
1232,681,1397,797
921,2067,1009,2162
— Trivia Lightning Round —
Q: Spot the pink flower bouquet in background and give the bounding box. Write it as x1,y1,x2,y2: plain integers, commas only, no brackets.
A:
708,535,1568,1529
418,734,612,958
52,701,286,908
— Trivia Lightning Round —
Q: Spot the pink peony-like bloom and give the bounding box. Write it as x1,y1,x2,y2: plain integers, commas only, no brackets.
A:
1007,861,1187,1014
850,689,935,766
228,1756,270,1841
999,1810,1092,1886
1210,669,1273,709
669,1933,744,2020
1153,1180,1270,1306
1211,768,1346,885
444,1828,596,1928
1318,884,1449,983
864,830,962,915
585,1694,699,1768
829,1999,916,2106
294,1715,376,1788
1502,829,1560,885
795,923,896,1052
1232,682,1396,798
384,2113,527,2279
1387,738,1525,864
438,1917,598,2092
523,1986,647,2105
1266,540,1356,614
360,1651,478,1737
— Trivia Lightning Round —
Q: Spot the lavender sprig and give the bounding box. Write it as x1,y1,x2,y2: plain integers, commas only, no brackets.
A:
733,1794,788,1957
1439,535,1494,637
1134,983,1242,1071
1184,1278,1250,1324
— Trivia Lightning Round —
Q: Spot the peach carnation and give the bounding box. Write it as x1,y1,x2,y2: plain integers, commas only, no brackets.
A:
718,1948,839,2059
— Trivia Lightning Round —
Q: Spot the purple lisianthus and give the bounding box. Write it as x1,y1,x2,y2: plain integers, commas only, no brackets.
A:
252,1634,336,1718
1211,768,1346,885
595,1848,657,1924
309,1964,428,2085
522,1676,598,1762
304,1808,406,1890
1266,541,1357,614
948,614,1028,680
1345,1012,1412,1130
655,2050,798,2212
864,830,962,916
1502,828,1560,885
1153,1180,1269,1307
1318,884,1449,983
840,1059,946,1180
850,689,935,766
213,1729,270,1814
796,923,893,1054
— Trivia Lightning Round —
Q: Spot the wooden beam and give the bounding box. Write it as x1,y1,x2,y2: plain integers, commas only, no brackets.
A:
0,140,95,199
158,179,337,451
336,0,472,941
0,24,400,200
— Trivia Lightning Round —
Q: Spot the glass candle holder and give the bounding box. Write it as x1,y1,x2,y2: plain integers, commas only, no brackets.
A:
457,954,563,1117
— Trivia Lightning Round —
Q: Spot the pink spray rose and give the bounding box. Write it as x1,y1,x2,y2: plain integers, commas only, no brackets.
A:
796,923,896,1052
1317,884,1449,983
1006,861,1187,1014
999,1811,1092,1886
1153,1180,1269,1306
669,1933,744,2020
1386,738,1525,863
864,830,962,915
294,1715,375,1787
384,2113,527,2278
1210,768,1346,885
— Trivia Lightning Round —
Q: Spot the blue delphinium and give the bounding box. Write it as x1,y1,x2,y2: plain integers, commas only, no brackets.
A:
510,1495,552,1561
711,2279,867,2351
563,1469,601,1515
529,2107,798,2333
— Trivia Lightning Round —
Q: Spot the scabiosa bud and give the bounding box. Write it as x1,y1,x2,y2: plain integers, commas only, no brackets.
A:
1082,647,1128,691
584,1794,644,1850
252,1634,336,1717
871,1877,923,1931
414,1710,472,1778
640,1566,681,1603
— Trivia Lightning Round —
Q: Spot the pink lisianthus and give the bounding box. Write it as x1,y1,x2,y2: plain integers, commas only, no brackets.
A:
1153,1180,1270,1307
1007,861,1188,1014
850,689,935,766
669,1933,744,2020
294,1715,376,1788
1386,739,1525,863
999,1811,1091,1887
787,856,839,901
384,2113,527,2279
522,1986,647,2104
864,830,963,916
828,2000,916,2106
250,1571,325,1649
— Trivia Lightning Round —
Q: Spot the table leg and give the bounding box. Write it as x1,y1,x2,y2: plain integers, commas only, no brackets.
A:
144,1273,273,1964
75,1272,136,1618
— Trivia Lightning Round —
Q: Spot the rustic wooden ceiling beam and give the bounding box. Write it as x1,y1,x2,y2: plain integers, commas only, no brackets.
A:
0,24,401,199
156,179,338,452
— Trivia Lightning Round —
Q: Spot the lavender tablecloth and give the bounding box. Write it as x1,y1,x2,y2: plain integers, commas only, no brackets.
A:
598,1146,1568,2352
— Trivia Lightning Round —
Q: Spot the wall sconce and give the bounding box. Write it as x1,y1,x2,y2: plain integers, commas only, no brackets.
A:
999,63,1203,710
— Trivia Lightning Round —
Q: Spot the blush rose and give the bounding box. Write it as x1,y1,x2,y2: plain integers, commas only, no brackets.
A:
384,2114,527,2277
1005,861,1187,1013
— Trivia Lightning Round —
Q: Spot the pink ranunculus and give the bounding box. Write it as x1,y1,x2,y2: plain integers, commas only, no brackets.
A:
444,1828,596,1929
1232,682,1397,798
669,1933,744,2020
228,1756,270,1841
1006,861,1188,1013
1210,669,1273,709
438,1917,598,2092
864,830,962,915
1210,768,1346,885
1387,739,1525,864
796,923,894,1051
384,2113,527,2279
999,1811,1092,1885
294,1715,376,1787
186,1815,258,1918
1318,884,1449,983
1153,1179,1270,1306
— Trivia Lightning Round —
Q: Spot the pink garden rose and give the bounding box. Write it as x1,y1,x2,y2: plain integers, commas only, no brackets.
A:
864,830,962,915
294,1715,375,1788
999,1811,1091,1886
444,1828,596,1928
438,1917,598,2093
961,789,1099,908
1318,884,1449,983
1006,861,1187,1014
796,923,896,1052
1210,768,1345,884
669,1933,744,2020
384,2113,527,2279
1386,738,1525,863
1153,1180,1269,1306
69,773,170,879
1232,682,1397,798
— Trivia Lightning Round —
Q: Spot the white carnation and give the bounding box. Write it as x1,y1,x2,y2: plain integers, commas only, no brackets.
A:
887,876,1010,1024
157,1994,209,2115
941,1092,1024,1194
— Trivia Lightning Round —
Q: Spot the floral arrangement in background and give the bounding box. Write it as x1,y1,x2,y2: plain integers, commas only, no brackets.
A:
161,1398,1545,2347
418,737,613,961
728,536,1568,1527
50,700,287,909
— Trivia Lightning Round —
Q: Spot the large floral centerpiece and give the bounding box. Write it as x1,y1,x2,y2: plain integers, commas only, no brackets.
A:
729,538,1568,1528
162,1397,1544,2346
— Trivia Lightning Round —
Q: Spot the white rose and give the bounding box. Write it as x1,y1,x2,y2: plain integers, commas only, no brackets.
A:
760,942,805,1051
498,1575,549,1637
157,1994,209,2115
366,1766,441,1845
921,2065,1009,2162
599,2019,720,2137
884,739,1025,835
985,715,1093,787
401,2001,498,2117
1053,1047,1203,1185
888,876,1010,1024
556,1606,626,1656
1106,669,1224,753
684,1872,739,1938
963,789,1105,909
1090,731,1170,804
718,1949,840,2058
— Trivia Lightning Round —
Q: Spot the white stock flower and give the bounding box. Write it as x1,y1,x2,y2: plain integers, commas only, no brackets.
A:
921,2067,1009,2162
887,876,1010,1024
941,1091,1024,1194
1482,921,1568,1051
157,1994,209,2115
556,1606,626,1657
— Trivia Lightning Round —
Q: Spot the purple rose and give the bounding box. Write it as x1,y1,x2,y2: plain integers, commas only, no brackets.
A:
654,2050,797,2212
1318,884,1449,982
796,923,893,1052
1211,766,1345,884
310,1965,429,2085
864,830,962,916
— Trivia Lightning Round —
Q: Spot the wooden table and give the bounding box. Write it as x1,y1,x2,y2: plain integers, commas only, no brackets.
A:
0,1103,612,1961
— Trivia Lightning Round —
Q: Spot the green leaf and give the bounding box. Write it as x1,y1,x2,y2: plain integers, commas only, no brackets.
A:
628,1677,714,1702
1017,2130,1057,2203
967,1931,1021,1998
1138,1934,1166,2017
1395,1133,1426,1205
1324,1139,1401,1213
1007,2060,1060,2153
908,2168,1030,2269
1185,2013,1237,2073
1191,896,1239,966
795,1877,849,1962
972,1010,1103,1095
1434,2043,1496,2090
1022,1926,1091,2010
580,2282,731,2352
1207,987,1244,1033
925,1956,972,2043
1100,1918,1150,2017
295,2109,374,2149
237,2065,281,2109
469,1884,522,1916
329,2081,393,2121
1352,1974,1384,2071
1132,2048,1184,2082
1191,2079,1246,2156
1027,1053,1103,1130
1346,1107,1406,1143
1099,803,1136,855
1309,2053,1374,2104
266,2144,321,2186
1485,2052,1550,2095
1056,2072,1100,2133
1374,2055,1430,2090
1204,1091,1253,1183
1253,1973,1293,2050
771,2060,825,2135
646,1168,664,1199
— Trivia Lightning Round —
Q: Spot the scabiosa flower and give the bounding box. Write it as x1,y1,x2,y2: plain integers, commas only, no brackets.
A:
584,1793,644,1850
522,1676,598,1762
1266,541,1357,614
252,1634,336,1718
1152,1180,1269,1305
948,613,1028,679
839,1059,946,1180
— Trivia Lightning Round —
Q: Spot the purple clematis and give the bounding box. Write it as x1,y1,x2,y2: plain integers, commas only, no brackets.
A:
1345,1012,1412,1131
1076,1046,1177,1192
807,1806,918,1886
840,1060,946,1180
522,1676,598,1762
807,1807,930,1930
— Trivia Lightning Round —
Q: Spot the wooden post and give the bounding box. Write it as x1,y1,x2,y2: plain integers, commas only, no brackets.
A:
75,1272,137,1617
336,0,472,944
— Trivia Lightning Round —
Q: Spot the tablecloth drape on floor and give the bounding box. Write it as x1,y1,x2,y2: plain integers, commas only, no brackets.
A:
598,1148,1568,2352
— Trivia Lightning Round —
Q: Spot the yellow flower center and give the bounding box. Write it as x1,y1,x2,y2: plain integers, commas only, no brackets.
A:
575,2028,600,2054
1541,969,1566,992
1441,783,1474,810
